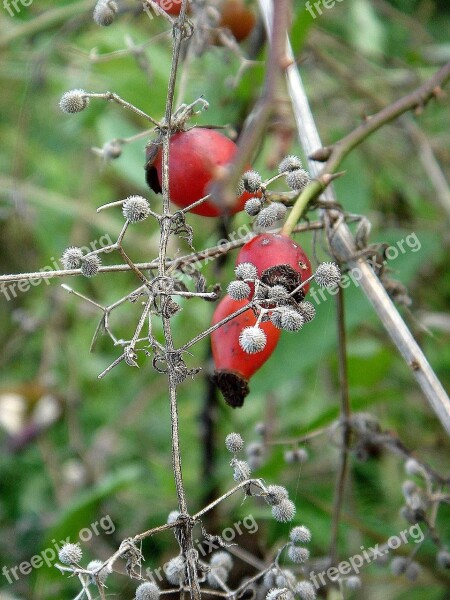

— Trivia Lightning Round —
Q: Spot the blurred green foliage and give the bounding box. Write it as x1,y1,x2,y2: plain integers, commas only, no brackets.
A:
0,1,449,599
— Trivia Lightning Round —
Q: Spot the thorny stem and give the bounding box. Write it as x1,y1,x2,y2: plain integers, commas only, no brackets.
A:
329,287,351,564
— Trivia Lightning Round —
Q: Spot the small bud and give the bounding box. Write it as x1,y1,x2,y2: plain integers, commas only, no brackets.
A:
314,262,340,287
279,155,303,173
225,432,244,453
405,561,421,581
122,195,151,223
165,556,185,586
287,545,310,564
344,575,361,590
281,309,304,332
405,458,423,476
254,422,266,436
58,543,82,565
235,262,258,280
227,280,251,301
390,556,407,576
102,140,122,159
59,89,89,114
290,525,311,544
86,560,110,585
245,197,263,216
256,205,279,229
93,0,118,26
265,484,288,506
246,441,264,457
437,550,450,569
297,301,316,323
295,581,316,600
81,255,101,278
231,458,251,482
242,170,263,193
286,169,310,191
284,448,309,464
272,499,296,522
61,246,83,269
210,551,233,571
401,480,417,499
135,581,161,600
167,510,180,525
267,284,290,303
239,326,267,354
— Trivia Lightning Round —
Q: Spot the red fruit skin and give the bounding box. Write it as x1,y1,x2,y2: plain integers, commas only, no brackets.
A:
236,233,312,299
154,0,182,16
219,0,256,42
146,129,252,217
211,296,281,407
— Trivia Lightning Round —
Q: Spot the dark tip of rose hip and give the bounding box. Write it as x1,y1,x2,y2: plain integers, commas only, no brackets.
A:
145,165,162,194
212,370,250,408
261,264,305,302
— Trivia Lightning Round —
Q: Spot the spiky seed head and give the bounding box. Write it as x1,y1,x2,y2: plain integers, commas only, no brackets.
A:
231,458,251,482
281,309,304,332
254,286,268,302
81,255,101,278
256,205,279,229
59,89,89,114
225,432,244,453
286,169,310,191
265,484,288,506
290,525,312,544
287,545,310,564
267,284,290,303
58,543,82,565
272,202,287,220
207,566,228,588
437,550,450,569
314,262,340,287
236,177,245,196
93,0,118,26
270,310,284,329
227,280,251,301
284,448,309,464
245,197,263,216
122,195,151,223
239,326,267,354
272,499,296,522
135,582,161,600
295,581,316,600
390,556,408,576
401,480,417,499
86,560,110,585
165,556,185,586
235,262,258,280
242,170,263,193
167,510,180,525
405,562,421,581
246,442,264,457
210,551,233,571
263,569,277,589
344,576,361,590
297,301,316,323
278,155,303,173
275,570,296,589
266,588,294,600
102,140,122,159
61,246,83,269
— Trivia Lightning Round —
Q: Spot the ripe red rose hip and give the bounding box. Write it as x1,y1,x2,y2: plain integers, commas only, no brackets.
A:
236,233,312,301
211,296,281,408
219,0,256,42
145,129,252,217
153,0,182,16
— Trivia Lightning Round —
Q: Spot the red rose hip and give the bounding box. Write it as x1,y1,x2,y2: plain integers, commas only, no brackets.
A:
211,296,281,408
145,128,252,217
